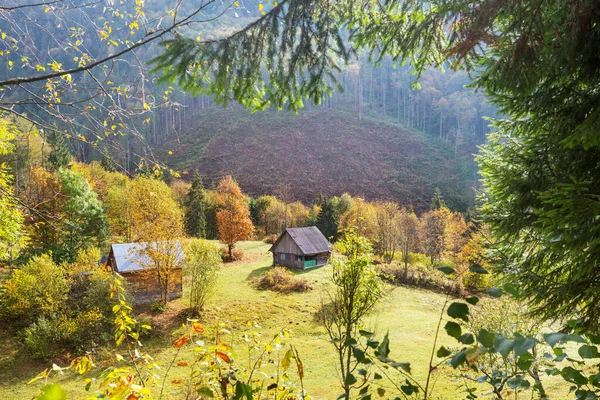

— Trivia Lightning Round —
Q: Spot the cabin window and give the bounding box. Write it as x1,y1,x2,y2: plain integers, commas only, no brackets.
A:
297,256,302,261
280,253,286,261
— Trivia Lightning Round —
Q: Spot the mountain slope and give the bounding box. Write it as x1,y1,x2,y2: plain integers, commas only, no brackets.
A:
158,107,474,212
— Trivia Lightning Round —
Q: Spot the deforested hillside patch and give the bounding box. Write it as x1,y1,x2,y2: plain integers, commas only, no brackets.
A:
158,107,473,212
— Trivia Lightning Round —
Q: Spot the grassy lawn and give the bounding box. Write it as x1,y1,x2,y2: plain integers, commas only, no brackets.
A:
0,242,569,399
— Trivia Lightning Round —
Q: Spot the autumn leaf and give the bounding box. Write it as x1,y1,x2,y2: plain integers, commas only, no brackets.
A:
173,336,189,348
126,394,139,400
216,352,231,363
176,361,188,367
192,322,204,333
171,379,182,384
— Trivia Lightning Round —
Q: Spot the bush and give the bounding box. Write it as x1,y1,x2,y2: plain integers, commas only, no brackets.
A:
219,247,243,262
253,267,312,293
378,264,465,297
2,254,69,325
263,234,278,244
23,316,64,359
23,309,104,359
185,239,221,313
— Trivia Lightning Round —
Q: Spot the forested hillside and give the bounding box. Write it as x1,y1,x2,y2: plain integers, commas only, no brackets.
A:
156,107,474,212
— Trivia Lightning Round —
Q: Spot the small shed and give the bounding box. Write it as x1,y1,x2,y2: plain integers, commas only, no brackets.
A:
269,226,333,269
107,241,184,304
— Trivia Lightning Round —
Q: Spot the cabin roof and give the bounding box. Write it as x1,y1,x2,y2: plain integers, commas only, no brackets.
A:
270,226,332,255
109,241,184,273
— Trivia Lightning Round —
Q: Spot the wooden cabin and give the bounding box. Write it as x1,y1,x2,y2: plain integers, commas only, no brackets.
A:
107,241,184,304
269,226,332,270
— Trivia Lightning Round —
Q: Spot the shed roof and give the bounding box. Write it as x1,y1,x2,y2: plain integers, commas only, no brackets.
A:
110,241,184,273
270,226,332,255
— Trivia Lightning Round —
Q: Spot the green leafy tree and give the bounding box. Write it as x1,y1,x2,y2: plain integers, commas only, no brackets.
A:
56,167,108,263
184,173,207,238
322,230,382,399
185,239,221,313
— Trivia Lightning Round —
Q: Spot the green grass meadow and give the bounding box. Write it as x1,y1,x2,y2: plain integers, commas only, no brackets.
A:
0,241,569,399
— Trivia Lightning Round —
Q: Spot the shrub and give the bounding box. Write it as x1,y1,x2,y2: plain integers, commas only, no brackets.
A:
23,316,64,359
219,247,243,262
263,234,278,244
378,264,465,297
253,267,312,293
185,239,221,313
83,269,124,318
2,254,69,325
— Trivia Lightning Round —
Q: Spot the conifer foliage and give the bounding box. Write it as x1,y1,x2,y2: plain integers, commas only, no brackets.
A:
184,173,207,238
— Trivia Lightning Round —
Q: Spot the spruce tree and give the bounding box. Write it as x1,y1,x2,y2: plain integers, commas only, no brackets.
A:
46,130,71,171
184,173,207,238
316,197,339,241
429,188,446,210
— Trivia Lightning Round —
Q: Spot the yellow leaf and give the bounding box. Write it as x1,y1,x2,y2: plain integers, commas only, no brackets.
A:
258,3,264,10
168,151,173,155
234,1,239,6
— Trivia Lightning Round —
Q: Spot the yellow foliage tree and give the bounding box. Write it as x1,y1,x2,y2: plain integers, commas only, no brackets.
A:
338,197,376,240
128,177,184,304
216,176,254,260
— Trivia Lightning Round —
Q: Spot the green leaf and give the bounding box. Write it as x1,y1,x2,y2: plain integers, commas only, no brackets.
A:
345,373,357,386
197,387,215,397
469,264,488,274
459,333,475,345
353,347,371,364
544,332,567,347
517,353,534,371
561,366,588,386
465,296,479,305
507,376,530,389
437,346,452,358
447,302,469,322
445,321,462,339
36,384,66,400
578,345,599,359
234,382,253,400
485,287,503,297
513,336,536,356
377,387,386,397
450,349,467,368
376,333,390,359
494,336,514,358
477,329,495,348
587,334,600,345
436,266,455,275
359,330,374,338
390,362,411,374
502,283,520,297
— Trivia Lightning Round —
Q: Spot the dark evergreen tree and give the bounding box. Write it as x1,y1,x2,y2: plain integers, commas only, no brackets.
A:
204,201,219,240
316,197,339,241
100,152,116,172
249,198,260,228
429,188,446,210
184,173,207,238
46,130,71,171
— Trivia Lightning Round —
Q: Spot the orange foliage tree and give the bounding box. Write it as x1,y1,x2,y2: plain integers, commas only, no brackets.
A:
216,176,254,260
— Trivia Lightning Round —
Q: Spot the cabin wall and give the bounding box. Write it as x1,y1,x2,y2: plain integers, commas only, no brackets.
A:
272,233,302,254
